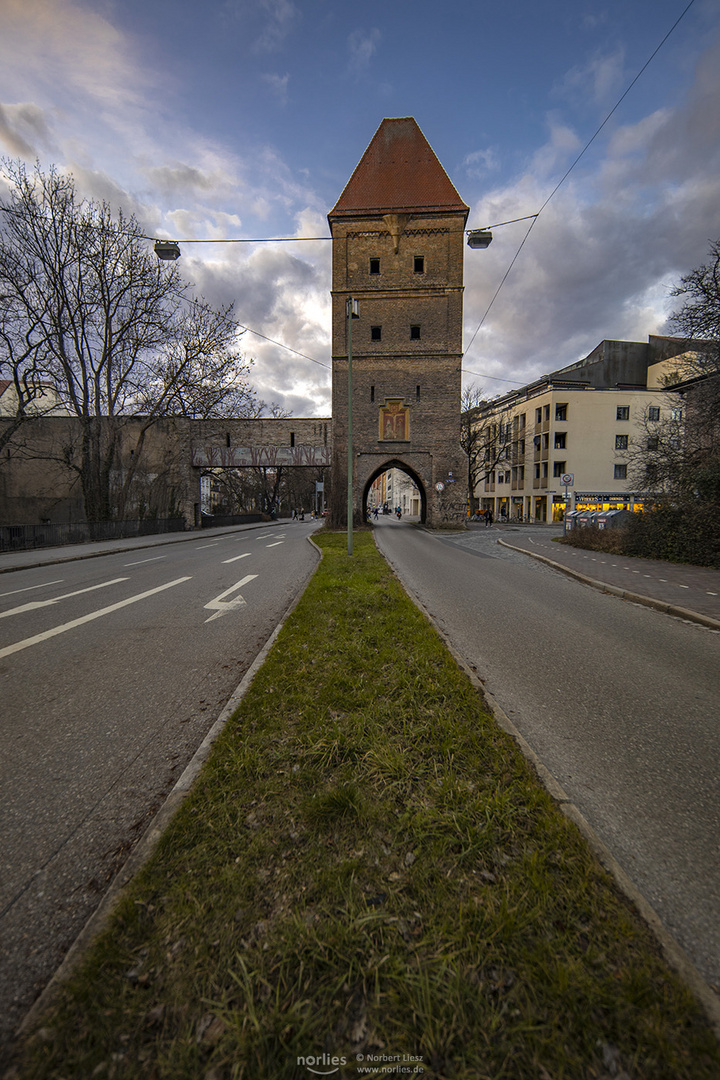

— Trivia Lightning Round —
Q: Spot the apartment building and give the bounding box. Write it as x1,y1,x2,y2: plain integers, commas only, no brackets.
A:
469,336,692,522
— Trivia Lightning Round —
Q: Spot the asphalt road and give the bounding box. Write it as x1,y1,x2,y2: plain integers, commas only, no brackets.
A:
374,516,720,994
0,521,321,1052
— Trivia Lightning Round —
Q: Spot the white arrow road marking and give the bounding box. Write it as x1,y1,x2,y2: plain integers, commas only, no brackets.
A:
223,552,251,564
0,577,192,659
0,578,129,620
204,575,258,622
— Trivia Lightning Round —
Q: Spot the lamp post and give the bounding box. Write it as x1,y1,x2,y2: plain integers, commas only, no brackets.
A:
347,296,359,555
154,240,181,260
466,229,493,249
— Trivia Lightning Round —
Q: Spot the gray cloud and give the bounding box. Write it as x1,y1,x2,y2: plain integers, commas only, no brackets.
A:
0,102,54,158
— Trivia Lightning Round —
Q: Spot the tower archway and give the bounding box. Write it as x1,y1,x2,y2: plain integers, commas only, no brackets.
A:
362,459,427,523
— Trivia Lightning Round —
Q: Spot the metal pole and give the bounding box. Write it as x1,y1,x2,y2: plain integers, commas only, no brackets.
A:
563,482,568,536
347,297,354,556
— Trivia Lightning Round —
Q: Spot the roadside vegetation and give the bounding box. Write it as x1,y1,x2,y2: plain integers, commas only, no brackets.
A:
13,533,720,1079
558,501,720,568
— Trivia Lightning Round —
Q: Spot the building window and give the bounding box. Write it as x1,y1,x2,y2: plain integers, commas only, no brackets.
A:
369,258,380,275
535,407,542,424
542,433,549,451
616,406,630,420
416,385,420,400
671,408,682,421
371,326,382,341
647,436,659,451
554,432,566,449
290,432,295,447
535,463,540,479
414,256,424,273
553,461,566,477
370,385,375,403
543,404,550,421
614,464,628,479
555,403,567,421
615,434,628,450
410,325,421,340
648,406,660,421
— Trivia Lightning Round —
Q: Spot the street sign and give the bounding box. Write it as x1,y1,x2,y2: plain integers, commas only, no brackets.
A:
435,482,445,492
561,473,574,485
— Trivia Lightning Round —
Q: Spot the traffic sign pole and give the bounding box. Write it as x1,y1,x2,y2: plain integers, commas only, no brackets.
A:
561,473,574,535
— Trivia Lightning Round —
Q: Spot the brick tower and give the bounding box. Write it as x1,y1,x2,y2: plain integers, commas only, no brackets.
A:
328,117,470,528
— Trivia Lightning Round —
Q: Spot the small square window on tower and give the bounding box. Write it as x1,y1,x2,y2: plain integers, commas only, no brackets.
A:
410,325,421,340
371,326,382,341
414,256,424,273
369,258,380,275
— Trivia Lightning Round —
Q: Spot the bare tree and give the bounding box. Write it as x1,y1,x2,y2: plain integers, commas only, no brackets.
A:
621,242,720,502
0,160,259,524
669,239,720,376
461,385,513,513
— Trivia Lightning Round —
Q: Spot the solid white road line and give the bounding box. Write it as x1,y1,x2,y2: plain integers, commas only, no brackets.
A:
0,578,129,620
0,577,192,659
0,579,65,599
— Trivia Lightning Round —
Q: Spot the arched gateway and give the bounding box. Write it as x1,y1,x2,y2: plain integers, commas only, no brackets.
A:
328,117,469,529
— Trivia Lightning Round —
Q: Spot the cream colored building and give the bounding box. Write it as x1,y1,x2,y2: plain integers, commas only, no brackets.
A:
469,336,691,522
0,379,68,417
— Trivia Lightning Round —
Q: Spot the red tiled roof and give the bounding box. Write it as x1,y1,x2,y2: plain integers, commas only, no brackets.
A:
329,117,468,218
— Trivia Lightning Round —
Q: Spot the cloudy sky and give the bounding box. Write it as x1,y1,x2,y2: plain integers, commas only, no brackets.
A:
1,0,719,415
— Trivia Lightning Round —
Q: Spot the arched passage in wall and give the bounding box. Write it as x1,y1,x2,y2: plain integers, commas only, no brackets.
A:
362,459,427,524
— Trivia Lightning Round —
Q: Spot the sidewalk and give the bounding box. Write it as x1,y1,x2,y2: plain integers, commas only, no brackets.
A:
496,527,720,629
0,520,285,574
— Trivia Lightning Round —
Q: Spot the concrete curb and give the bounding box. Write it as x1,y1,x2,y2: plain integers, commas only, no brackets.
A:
16,534,322,1042
375,534,720,1041
497,539,720,632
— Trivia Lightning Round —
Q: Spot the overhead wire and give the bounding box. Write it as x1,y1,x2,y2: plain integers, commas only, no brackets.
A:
462,0,698,377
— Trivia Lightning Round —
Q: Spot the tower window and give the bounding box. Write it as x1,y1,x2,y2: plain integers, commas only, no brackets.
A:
416,385,421,399
369,258,380,275
371,326,382,341
370,385,375,402
414,256,424,273
290,432,295,447
410,325,421,340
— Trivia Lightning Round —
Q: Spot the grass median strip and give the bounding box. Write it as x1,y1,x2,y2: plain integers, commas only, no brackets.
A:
15,532,720,1079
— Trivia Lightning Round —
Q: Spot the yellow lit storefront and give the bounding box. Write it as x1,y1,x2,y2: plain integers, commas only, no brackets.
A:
551,493,647,521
